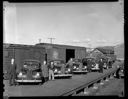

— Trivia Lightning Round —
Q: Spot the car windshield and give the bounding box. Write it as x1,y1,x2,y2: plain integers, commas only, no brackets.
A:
23,61,40,69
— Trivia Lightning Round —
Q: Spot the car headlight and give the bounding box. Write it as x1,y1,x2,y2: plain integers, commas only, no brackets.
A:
68,68,71,72
121,70,123,72
19,72,23,76
73,66,76,69
54,69,58,72
33,72,40,78
84,66,87,69
58,71,61,73
18,72,26,78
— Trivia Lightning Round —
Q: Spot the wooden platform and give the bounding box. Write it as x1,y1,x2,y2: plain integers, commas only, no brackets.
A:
4,67,117,96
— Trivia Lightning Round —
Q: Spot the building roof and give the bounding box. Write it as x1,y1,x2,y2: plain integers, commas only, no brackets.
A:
3,43,45,49
36,43,86,49
95,46,114,54
86,48,107,60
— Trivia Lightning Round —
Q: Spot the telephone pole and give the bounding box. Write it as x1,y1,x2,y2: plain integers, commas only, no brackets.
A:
38,38,42,43
48,38,55,44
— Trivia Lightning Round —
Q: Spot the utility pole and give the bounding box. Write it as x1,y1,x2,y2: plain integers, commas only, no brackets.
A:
48,38,55,44
38,38,41,43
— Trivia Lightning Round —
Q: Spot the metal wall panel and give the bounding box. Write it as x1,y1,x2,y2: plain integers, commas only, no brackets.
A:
75,49,86,59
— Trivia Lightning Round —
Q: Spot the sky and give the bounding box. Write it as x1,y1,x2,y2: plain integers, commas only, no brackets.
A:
3,1,124,48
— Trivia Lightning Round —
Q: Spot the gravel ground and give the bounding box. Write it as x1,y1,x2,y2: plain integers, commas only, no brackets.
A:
95,78,124,96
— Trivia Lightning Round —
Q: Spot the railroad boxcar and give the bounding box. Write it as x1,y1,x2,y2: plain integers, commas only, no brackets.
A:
3,44,46,80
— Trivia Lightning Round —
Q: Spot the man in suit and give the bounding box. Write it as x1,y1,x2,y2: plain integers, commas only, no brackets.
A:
48,62,55,80
41,61,49,82
9,58,17,86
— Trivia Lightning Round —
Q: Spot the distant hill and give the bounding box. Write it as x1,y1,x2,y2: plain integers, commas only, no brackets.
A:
114,43,124,59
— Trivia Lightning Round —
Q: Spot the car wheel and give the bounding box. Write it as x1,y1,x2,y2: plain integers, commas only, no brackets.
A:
39,83,42,85
16,82,19,86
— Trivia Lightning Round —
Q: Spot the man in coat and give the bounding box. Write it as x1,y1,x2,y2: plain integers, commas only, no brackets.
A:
41,61,49,82
87,59,92,72
66,58,73,71
98,58,104,73
9,58,17,86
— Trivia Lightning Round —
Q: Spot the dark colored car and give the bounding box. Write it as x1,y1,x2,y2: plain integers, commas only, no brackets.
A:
16,59,42,84
72,58,88,74
119,67,124,78
49,60,72,78
83,57,100,72
118,63,124,78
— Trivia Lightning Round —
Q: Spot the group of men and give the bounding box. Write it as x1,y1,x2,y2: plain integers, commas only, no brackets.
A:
41,61,55,82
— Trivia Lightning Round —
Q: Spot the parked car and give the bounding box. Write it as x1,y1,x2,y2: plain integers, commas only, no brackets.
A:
49,60,72,78
118,63,124,78
16,59,43,84
119,67,124,78
72,58,88,74
84,57,100,72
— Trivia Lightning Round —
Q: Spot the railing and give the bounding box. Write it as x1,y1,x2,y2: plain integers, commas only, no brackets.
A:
60,68,118,96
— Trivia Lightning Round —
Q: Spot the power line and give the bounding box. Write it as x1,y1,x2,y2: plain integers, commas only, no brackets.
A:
48,38,55,44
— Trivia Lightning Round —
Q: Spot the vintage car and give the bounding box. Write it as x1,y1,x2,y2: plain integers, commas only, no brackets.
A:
83,57,100,72
16,59,42,84
118,62,124,78
49,60,72,78
91,62,100,72
119,67,124,78
72,58,88,74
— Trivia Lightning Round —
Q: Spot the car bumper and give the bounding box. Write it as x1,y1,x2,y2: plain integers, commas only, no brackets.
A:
91,68,100,70
15,79,42,83
72,70,88,74
54,74,72,77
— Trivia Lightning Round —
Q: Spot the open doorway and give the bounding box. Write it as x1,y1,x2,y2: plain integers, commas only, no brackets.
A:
66,49,75,62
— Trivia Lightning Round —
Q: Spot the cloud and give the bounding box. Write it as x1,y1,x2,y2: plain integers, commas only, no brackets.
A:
96,39,107,43
71,38,91,43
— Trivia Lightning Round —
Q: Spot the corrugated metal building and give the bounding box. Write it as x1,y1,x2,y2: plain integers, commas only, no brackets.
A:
35,43,86,63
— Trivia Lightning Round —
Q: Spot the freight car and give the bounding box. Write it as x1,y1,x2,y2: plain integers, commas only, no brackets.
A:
3,44,46,80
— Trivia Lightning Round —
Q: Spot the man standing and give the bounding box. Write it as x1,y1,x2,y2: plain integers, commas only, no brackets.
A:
9,58,17,86
66,58,73,72
48,62,55,80
41,61,49,82
115,65,121,79
87,59,92,72
99,58,103,73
